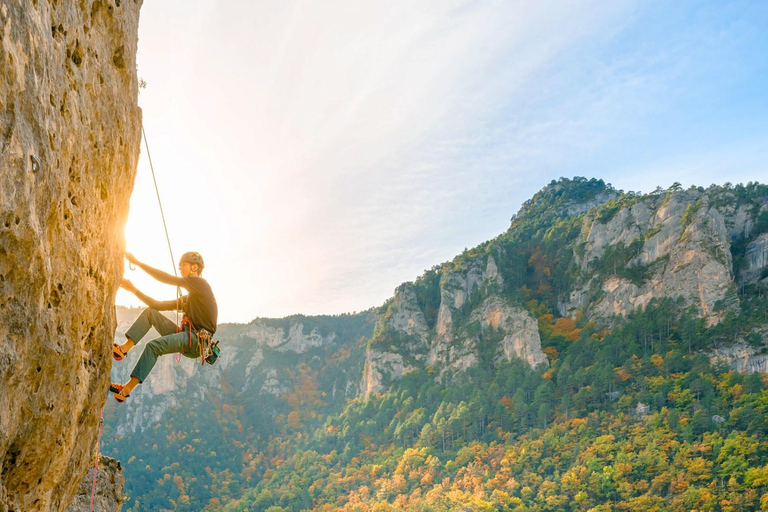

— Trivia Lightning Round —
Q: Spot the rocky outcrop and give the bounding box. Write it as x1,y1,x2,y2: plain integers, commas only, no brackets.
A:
565,190,735,325
434,256,501,339
430,295,547,381
479,296,547,368
710,335,768,374
386,284,431,352
740,233,768,285
363,255,546,397
361,349,412,399
243,320,330,354
65,456,124,512
0,1,142,510
429,256,502,364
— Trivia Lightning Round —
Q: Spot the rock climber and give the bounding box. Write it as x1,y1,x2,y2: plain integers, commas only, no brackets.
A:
110,251,218,402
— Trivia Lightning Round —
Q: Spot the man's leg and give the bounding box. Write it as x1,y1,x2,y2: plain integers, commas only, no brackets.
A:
129,331,199,385
118,308,178,355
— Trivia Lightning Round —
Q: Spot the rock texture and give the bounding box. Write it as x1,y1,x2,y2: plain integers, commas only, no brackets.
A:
361,349,413,399
0,1,142,510
478,296,546,367
710,334,768,374
741,233,768,285
565,190,735,325
362,255,548,398
243,319,330,354
65,456,124,512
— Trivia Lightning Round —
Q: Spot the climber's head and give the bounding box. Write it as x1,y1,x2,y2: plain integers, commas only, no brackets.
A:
179,251,204,277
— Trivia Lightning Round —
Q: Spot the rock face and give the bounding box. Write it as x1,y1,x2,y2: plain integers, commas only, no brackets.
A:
741,233,768,285
0,1,142,510
65,456,124,512
710,331,768,374
362,255,548,398
564,190,736,325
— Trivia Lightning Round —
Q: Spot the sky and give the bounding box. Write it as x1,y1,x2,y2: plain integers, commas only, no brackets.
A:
115,0,768,324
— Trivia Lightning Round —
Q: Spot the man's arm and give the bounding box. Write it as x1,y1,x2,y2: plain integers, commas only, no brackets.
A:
121,279,178,311
125,252,186,287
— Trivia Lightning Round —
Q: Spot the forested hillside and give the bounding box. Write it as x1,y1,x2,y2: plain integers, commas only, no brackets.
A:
107,178,768,511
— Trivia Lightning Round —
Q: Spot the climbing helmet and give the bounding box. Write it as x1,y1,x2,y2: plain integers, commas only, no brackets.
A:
180,251,204,270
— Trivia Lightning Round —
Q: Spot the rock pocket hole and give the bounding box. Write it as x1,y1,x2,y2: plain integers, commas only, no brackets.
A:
63,209,74,230
112,45,126,69
49,288,61,307
2,443,20,479
68,40,83,67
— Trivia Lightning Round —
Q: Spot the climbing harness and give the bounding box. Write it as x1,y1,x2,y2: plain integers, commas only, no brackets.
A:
179,316,220,365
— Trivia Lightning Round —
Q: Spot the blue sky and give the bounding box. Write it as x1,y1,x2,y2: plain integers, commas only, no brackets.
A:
117,0,768,323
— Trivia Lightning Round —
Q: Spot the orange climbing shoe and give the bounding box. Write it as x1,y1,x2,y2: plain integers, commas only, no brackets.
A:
112,343,127,361
109,383,130,403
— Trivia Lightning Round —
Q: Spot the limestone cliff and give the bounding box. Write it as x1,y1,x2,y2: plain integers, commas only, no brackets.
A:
362,181,768,398
362,255,548,398
65,456,124,512
710,336,768,375
0,1,142,510
563,188,766,326
741,233,768,285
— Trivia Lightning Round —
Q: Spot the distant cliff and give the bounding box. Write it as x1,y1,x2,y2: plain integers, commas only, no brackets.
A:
108,307,373,434
362,179,768,397
362,257,548,398
0,1,142,510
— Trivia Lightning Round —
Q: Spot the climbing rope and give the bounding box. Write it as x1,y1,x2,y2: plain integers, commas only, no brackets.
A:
140,124,183,360
142,124,177,277
89,406,105,512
